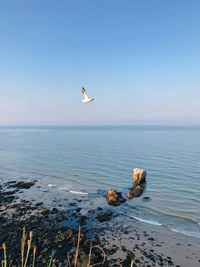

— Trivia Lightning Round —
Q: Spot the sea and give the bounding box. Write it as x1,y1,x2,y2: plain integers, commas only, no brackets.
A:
0,125,200,239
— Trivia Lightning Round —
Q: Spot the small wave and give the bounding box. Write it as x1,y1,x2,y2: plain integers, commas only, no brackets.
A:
69,190,88,195
128,205,200,227
131,216,162,226
48,183,56,187
48,183,88,196
169,227,200,239
57,185,73,191
129,214,200,239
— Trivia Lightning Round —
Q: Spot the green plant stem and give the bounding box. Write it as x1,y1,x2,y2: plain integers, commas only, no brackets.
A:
24,239,31,267
48,256,53,267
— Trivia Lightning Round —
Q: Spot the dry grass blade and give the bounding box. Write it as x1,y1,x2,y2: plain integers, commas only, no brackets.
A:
32,245,36,267
21,228,26,267
87,242,92,267
74,227,81,267
2,243,7,267
90,245,106,267
67,254,71,267
24,231,33,267
130,258,134,267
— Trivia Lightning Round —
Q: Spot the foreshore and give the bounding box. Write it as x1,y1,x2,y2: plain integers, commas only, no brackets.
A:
0,180,200,267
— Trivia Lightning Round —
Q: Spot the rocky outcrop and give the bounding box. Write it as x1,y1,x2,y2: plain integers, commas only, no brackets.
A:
127,185,144,199
105,168,147,206
127,168,147,199
6,180,36,189
106,189,126,206
133,168,147,185
96,210,113,222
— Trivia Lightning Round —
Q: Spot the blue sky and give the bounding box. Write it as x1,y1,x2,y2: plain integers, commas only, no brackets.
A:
0,0,200,125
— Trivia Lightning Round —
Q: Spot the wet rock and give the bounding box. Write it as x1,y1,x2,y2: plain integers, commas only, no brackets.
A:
79,215,87,224
127,185,143,199
35,202,43,207
3,181,16,186
55,213,65,222
142,196,151,202
65,228,73,239
88,209,96,214
121,251,136,266
106,189,126,206
76,207,82,213
133,168,147,185
41,208,51,218
9,181,35,189
51,207,59,213
96,210,113,222
0,195,15,204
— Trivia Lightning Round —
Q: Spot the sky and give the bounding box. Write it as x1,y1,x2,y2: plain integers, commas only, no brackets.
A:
0,0,200,125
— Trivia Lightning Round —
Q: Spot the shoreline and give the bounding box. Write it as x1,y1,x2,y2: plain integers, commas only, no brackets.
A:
0,180,200,266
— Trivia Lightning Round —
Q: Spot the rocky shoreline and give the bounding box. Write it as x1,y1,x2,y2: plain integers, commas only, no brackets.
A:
0,180,115,266
1,180,200,267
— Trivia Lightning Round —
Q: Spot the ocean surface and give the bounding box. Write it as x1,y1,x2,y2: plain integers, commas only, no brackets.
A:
0,126,200,238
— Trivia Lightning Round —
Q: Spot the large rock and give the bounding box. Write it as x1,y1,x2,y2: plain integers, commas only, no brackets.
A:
127,185,143,199
133,168,147,185
7,180,36,189
106,189,126,206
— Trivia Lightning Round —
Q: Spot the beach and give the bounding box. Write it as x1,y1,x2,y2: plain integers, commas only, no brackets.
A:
1,179,200,266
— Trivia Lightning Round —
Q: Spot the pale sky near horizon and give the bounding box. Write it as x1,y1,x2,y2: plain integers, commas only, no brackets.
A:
0,1,200,125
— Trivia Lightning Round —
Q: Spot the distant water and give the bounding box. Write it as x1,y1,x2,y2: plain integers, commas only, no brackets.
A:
0,126,200,238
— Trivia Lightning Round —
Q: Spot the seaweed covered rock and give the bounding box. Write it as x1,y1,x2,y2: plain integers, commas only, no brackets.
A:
7,180,36,189
127,185,144,199
106,189,126,206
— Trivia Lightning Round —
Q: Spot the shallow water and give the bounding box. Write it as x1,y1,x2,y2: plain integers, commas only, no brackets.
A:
0,125,200,238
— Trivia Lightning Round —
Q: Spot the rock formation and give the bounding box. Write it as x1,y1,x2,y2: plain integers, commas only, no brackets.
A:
133,168,147,185
105,168,147,205
126,168,147,199
106,189,126,206
127,185,144,199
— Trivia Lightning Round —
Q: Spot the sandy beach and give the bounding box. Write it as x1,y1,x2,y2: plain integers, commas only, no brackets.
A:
1,179,199,267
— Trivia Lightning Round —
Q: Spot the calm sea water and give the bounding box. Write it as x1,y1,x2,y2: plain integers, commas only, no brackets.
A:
0,126,200,238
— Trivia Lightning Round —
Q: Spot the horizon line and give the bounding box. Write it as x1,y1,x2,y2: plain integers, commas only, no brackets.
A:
0,123,200,128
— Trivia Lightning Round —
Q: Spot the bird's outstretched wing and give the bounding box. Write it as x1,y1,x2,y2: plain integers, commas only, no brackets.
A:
82,87,87,96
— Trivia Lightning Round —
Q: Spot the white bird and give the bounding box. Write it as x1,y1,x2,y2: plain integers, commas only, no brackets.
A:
82,87,94,103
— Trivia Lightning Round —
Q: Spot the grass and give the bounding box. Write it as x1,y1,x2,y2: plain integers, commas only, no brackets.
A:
1,227,134,267
1,243,6,267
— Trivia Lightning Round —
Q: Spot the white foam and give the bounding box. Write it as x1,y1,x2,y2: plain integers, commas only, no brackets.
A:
48,183,88,195
169,227,200,239
48,183,55,187
58,185,72,191
133,216,162,226
69,190,88,195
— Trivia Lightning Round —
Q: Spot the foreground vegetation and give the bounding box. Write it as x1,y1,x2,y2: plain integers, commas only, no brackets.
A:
1,227,134,267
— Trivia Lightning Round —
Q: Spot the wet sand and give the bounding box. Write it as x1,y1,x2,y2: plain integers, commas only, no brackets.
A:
100,218,200,266
0,180,200,266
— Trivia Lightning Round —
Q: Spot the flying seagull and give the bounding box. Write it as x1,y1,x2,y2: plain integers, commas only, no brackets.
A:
82,87,94,103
